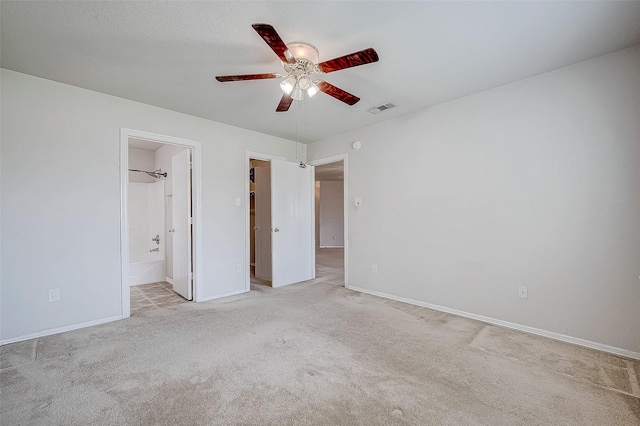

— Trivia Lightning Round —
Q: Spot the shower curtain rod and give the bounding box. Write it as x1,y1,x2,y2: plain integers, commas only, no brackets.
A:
128,168,167,178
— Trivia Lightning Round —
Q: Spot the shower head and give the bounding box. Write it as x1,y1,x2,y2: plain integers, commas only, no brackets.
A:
145,170,167,179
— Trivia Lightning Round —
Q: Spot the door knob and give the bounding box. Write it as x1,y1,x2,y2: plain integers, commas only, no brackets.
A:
273,228,279,232
168,228,175,233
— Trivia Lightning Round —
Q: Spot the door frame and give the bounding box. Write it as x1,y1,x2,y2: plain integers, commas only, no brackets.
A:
120,128,203,318
245,151,286,291
309,154,349,288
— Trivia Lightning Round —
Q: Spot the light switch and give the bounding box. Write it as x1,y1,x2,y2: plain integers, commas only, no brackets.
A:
235,197,241,207
355,197,362,207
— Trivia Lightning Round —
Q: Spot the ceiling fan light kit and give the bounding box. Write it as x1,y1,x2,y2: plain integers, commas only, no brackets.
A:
279,42,321,100
216,24,379,112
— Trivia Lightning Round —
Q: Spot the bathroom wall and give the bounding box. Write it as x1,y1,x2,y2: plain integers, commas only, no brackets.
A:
128,181,165,261
128,148,156,183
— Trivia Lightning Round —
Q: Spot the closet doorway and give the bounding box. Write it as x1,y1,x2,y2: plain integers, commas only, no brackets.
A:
249,158,272,287
245,152,315,291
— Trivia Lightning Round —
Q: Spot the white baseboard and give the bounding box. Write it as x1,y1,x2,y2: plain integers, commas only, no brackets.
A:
198,288,248,303
0,315,122,346
166,277,174,285
349,286,640,361
319,245,345,248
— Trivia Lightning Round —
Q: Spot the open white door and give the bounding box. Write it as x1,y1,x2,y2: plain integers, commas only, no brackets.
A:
254,165,272,281
270,159,315,287
171,149,192,300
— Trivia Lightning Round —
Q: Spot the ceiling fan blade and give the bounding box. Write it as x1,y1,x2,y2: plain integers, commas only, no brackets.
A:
215,73,279,82
318,48,379,73
317,81,360,105
276,93,293,112
252,24,296,64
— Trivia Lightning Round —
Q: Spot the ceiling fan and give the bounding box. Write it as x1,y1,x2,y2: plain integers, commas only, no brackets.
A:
216,24,379,112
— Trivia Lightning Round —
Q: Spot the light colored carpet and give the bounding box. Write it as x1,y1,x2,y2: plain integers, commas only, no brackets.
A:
1,272,638,424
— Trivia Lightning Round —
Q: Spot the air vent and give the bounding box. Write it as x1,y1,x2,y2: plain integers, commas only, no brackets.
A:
367,103,397,114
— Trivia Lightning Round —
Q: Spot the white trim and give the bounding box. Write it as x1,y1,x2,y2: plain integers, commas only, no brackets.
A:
349,286,640,361
198,288,248,303
308,163,316,281
245,151,287,292
0,316,122,346
120,128,204,319
120,133,130,316
309,154,349,288
319,245,345,248
166,277,174,285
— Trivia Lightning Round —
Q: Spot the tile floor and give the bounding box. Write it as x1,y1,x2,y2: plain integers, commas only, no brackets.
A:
132,248,345,316
130,282,188,316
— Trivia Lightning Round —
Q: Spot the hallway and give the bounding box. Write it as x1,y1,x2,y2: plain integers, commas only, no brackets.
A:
315,247,344,286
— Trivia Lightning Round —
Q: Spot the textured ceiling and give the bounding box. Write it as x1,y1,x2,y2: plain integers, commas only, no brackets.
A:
2,1,640,143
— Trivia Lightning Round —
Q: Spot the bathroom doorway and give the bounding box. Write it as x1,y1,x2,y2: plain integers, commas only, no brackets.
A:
120,129,202,318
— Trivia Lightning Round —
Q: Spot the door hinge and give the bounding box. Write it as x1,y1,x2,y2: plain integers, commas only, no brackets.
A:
189,271,193,281
188,217,193,225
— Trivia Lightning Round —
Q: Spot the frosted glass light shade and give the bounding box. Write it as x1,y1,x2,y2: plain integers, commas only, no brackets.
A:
280,76,296,94
291,85,304,101
306,82,319,97
298,76,311,90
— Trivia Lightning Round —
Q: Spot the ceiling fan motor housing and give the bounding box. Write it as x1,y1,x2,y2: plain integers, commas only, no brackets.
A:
283,42,320,93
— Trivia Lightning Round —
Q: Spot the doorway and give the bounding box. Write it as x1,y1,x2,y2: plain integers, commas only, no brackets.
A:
245,152,316,291
249,158,272,288
310,155,348,288
120,129,202,318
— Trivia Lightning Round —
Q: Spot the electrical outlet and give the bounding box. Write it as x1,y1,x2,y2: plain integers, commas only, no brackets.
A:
235,264,241,273
235,197,241,207
518,286,528,299
372,264,378,274
48,288,60,302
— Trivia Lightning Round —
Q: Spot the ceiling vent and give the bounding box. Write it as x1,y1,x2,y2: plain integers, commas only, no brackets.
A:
367,103,396,114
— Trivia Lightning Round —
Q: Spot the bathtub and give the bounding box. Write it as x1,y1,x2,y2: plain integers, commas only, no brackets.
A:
130,259,166,286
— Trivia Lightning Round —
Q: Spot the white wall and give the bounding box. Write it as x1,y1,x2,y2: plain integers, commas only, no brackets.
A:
0,69,300,341
318,181,344,247
308,46,640,355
